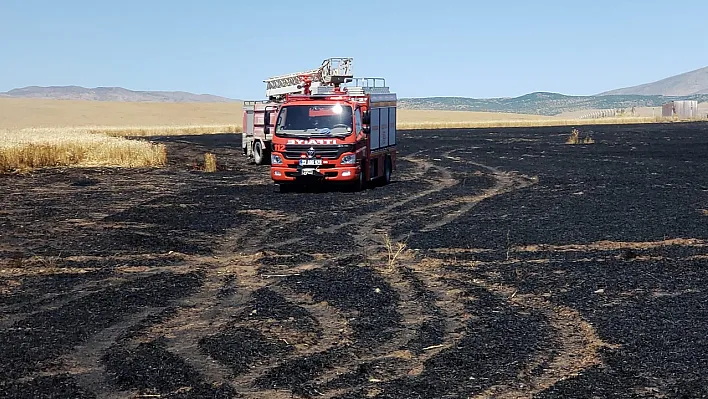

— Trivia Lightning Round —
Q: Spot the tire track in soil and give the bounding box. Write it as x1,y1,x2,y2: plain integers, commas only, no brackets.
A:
0,270,205,395
385,153,617,397
125,259,244,388
311,263,472,399
260,150,457,252
39,225,264,395
408,255,620,397
7,307,159,399
293,271,436,399
315,153,619,398
56,308,160,399
54,150,543,399
222,284,355,394
166,151,464,398
269,153,539,397
105,228,304,391
236,154,540,397
0,258,190,330
54,205,343,397
108,239,355,397
406,162,537,237
464,274,621,399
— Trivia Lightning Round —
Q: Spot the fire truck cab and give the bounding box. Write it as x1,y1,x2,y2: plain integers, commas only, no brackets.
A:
242,58,397,192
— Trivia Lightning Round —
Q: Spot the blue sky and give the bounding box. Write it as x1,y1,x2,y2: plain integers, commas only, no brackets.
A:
1,0,706,99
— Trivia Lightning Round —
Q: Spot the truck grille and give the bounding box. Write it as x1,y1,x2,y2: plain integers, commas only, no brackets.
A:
282,144,353,159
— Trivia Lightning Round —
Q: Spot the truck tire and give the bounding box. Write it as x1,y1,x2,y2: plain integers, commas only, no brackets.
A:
351,168,365,192
253,141,267,165
383,156,392,185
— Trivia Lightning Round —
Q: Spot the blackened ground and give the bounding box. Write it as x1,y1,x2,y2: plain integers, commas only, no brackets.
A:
243,287,321,333
103,337,238,398
0,375,96,399
254,345,351,394
0,123,707,398
199,326,293,375
0,271,203,381
282,265,401,345
331,280,551,399
405,123,708,248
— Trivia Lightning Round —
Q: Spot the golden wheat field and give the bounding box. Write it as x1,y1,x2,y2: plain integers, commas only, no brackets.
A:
0,98,243,129
0,127,167,173
0,99,242,172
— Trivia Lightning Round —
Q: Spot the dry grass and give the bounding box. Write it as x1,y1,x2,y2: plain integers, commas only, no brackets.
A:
382,233,407,270
566,128,596,145
204,153,217,172
0,128,167,173
566,128,581,144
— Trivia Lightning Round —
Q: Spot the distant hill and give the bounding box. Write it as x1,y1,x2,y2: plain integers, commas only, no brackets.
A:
5,73,708,116
0,86,238,103
401,66,708,115
599,66,708,96
399,92,708,116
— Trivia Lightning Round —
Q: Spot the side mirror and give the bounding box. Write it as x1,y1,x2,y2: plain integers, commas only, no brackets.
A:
362,110,370,125
362,125,370,134
265,126,270,135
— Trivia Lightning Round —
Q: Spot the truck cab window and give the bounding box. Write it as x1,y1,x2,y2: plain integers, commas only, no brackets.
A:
276,104,354,137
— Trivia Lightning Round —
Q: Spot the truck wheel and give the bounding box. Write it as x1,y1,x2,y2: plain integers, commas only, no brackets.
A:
352,168,365,192
383,156,392,185
253,141,265,165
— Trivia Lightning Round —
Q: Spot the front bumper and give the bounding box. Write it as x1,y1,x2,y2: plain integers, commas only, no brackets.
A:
271,165,359,182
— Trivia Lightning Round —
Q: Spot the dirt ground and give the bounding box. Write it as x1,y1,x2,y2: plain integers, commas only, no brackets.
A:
1,122,707,398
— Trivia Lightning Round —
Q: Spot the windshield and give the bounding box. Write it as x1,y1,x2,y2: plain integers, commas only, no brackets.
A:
275,104,353,137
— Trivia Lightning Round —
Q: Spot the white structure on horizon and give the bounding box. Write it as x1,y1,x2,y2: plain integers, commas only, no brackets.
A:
662,100,699,118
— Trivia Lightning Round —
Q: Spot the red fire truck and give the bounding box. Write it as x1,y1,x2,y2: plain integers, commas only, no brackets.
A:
242,58,397,192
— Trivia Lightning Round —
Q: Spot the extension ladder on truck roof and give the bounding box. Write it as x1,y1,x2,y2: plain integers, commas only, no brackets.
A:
264,58,354,100
314,77,393,96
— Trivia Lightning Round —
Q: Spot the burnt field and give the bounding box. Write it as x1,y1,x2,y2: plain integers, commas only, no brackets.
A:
1,122,707,398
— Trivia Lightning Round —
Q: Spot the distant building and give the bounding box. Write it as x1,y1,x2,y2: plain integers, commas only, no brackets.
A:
662,100,699,118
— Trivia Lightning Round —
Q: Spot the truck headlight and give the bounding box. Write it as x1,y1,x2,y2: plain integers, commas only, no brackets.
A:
341,154,356,165
271,154,283,164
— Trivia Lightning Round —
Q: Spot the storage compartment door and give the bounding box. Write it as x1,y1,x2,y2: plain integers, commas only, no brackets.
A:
370,108,381,150
379,107,389,148
388,107,396,146
245,110,254,135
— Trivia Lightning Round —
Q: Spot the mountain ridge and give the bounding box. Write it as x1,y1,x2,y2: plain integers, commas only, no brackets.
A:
599,66,708,96
1,85,238,103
